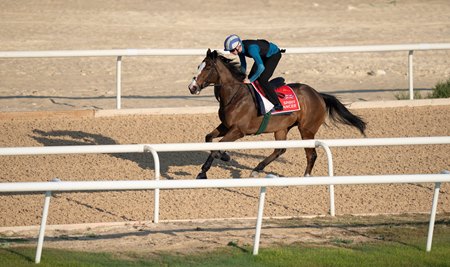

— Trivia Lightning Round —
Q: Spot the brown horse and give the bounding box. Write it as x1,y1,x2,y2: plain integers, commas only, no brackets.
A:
188,49,366,179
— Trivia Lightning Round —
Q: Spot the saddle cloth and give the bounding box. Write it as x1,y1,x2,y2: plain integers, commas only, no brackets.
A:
251,80,300,115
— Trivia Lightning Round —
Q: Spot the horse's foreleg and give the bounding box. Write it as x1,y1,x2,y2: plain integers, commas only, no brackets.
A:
197,127,245,179
251,130,288,177
197,124,228,179
205,123,228,142
197,155,214,179
212,125,245,162
206,123,231,162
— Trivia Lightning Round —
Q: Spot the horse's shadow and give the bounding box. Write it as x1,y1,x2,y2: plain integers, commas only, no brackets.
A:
30,129,286,179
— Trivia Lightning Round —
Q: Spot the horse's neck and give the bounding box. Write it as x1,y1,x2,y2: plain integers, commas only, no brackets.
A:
218,80,248,108
215,60,245,103
218,82,255,115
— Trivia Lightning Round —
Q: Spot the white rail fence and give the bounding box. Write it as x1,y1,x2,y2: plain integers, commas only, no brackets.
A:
1,43,449,109
2,173,450,263
2,136,450,221
1,136,450,263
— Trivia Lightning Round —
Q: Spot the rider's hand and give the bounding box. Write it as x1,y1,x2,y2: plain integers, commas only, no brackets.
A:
243,78,251,84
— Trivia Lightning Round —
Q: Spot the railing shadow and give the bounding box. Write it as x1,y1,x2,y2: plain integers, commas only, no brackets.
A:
28,129,293,220
29,129,291,180
3,218,449,254
0,247,34,263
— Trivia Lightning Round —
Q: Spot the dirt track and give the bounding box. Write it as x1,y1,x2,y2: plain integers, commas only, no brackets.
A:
1,105,449,228
0,0,449,255
1,0,450,111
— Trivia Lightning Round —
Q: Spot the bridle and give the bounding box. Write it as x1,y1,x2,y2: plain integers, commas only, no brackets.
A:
194,59,220,90
200,59,224,102
192,53,242,105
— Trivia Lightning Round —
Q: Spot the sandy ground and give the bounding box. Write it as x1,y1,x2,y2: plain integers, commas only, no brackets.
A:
0,106,449,253
3,214,450,256
1,105,449,228
0,0,450,112
0,0,449,255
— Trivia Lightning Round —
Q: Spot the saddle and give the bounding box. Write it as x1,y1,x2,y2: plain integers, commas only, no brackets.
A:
250,77,301,116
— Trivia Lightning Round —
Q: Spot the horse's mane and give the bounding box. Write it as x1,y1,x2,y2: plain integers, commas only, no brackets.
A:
207,50,247,102
215,53,246,82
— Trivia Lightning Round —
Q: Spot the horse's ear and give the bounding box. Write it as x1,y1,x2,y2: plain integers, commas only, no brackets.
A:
206,48,212,56
211,50,218,59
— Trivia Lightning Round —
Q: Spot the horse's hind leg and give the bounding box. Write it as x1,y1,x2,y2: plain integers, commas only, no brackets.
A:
303,147,317,176
299,129,317,176
251,130,288,177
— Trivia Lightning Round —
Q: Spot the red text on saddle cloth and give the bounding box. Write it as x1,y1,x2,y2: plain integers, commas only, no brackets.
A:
253,81,300,113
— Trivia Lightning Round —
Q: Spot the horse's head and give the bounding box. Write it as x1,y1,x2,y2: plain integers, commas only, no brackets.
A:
188,49,221,95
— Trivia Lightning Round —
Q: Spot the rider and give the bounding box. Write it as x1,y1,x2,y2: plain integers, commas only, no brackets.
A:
224,34,283,111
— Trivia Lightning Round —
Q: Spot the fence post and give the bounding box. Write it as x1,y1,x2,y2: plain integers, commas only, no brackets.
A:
426,170,449,252
116,56,122,109
426,181,441,252
315,141,335,216
253,174,274,255
408,50,414,100
35,178,60,264
144,146,160,223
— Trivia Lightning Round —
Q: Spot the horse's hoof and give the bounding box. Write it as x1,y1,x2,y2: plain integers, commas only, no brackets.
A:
220,152,231,162
251,171,260,178
196,173,207,179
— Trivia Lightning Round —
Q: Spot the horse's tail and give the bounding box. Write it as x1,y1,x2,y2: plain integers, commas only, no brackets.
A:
320,93,367,136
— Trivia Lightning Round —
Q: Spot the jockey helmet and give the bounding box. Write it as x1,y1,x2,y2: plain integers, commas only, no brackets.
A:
224,34,241,51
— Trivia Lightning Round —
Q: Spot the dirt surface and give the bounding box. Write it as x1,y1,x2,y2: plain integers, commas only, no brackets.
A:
1,0,450,112
0,106,449,227
0,0,449,255
2,213,449,256
0,109,448,256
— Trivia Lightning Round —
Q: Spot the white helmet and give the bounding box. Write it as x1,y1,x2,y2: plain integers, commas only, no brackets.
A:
224,34,241,51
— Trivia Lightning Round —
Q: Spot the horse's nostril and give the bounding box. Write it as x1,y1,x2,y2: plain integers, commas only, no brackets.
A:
188,84,199,94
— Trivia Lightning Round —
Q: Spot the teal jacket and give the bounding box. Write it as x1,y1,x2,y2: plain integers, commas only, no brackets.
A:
238,39,280,82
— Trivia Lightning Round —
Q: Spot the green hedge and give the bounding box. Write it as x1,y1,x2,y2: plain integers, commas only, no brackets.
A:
429,77,450,98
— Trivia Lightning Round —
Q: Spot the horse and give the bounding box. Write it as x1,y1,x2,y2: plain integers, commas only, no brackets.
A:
188,49,366,179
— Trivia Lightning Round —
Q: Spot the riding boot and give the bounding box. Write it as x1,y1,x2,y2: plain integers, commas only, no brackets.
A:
264,88,282,110
274,104,283,111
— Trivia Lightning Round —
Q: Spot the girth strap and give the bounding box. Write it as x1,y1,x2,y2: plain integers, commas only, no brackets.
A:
256,111,271,135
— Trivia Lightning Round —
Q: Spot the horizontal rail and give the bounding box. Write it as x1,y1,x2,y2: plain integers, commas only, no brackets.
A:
1,174,450,193
0,49,207,58
284,43,450,54
1,134,448,261
1,43,449,58
1,136,449,156
1,43,449,107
